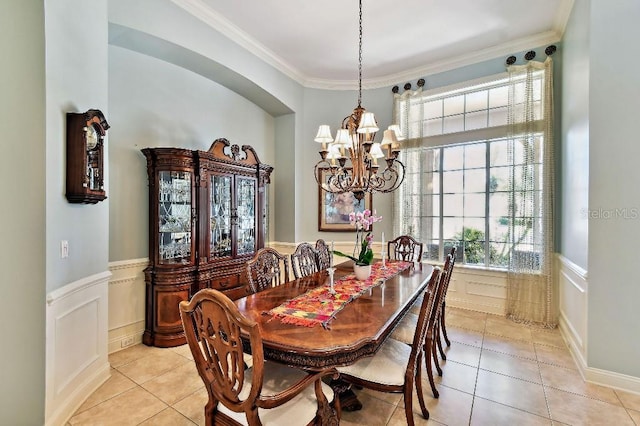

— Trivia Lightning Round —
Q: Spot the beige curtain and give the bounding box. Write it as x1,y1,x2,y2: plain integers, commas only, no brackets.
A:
505,57,557,328
391,87,425,241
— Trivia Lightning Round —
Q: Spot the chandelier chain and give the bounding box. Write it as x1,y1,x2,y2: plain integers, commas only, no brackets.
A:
358,0,363,107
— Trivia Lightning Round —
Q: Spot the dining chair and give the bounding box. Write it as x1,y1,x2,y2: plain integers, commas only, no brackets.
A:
437,246,457,357
246,247,290,294
315,239,331,270
390,253,452,399
387,235,424,262
290,242,319,279
336,268,443,425
179,289,339,425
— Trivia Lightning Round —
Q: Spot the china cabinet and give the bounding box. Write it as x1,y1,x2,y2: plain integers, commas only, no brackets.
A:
142,139,272,347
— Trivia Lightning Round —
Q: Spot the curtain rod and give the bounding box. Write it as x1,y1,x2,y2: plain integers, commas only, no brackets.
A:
392,44,557,94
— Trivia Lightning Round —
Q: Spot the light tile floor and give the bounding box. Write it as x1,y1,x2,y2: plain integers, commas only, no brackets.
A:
68,307,640,425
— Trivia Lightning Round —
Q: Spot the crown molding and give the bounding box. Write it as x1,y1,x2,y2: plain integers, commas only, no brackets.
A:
171,0,307,84
172,0,568,91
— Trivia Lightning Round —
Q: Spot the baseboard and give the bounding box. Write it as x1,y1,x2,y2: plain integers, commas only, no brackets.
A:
108,320,145,354
584,366,640,395
558,311,588,376
45,270,111,426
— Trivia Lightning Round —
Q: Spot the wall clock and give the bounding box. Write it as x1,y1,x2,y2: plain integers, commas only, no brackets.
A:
66,109,110,204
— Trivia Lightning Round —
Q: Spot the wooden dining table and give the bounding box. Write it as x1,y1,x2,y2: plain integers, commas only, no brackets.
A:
234,260,435,370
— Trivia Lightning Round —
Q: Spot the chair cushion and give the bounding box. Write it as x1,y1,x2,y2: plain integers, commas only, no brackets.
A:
337,338,411,386
390,312,419,345
219,361,334,425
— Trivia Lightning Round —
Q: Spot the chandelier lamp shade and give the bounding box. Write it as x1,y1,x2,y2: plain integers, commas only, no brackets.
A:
313,0,405,202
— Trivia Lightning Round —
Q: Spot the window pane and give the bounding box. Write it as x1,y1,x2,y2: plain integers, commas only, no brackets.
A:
443,146,464,170
424,100,442,119
464,143,486,169
462,230,485,265
489,85,509,108
424,118,443,136
466,90,488,112
442,171,464,193
489,192,510,218
490,167,511,192
443,94,464,116
465,110,488,130
488,106,508,127
444,114,464,134
464,193,485,217
423,172,440,194
490,139,511,167
424,240,440,260
488,218,510,243
421,217,440,239
464,169,486,193
442,217,463,240
443,193,463,216
422,193,440,216
489,242,509,267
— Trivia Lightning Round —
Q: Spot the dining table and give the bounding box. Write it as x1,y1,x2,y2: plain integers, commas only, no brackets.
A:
234,259,435,410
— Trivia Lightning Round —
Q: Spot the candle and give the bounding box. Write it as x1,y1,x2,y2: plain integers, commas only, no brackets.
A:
330,241,334,268
381,232,385,250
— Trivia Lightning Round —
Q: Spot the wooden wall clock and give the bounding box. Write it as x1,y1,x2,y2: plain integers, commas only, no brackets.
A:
66,109,110,204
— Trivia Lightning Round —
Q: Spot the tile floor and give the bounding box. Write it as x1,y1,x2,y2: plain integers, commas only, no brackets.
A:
68,307,640,425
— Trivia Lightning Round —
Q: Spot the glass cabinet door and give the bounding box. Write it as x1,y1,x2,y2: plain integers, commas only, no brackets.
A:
210,174,232,258
157,171,192,264
236,177,256,256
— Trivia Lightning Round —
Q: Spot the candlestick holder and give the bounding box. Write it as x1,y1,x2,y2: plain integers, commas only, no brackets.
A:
381,249,387,269
327,267,336,294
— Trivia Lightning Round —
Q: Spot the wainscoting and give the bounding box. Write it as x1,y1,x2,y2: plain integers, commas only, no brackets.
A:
45,271,111,426
107,258,148,353
557,254,589,373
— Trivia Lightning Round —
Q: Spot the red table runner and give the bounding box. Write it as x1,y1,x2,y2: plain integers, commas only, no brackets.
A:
266,260,412,328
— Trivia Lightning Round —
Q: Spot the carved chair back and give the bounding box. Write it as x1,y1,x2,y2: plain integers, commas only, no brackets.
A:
291,242,320,279
179,289,338,425
246,247,290,294
179,289,265,425
315,239,331,270
388,235,423,262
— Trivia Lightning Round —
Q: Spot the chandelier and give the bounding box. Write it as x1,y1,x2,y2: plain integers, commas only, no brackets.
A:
313,0,405,202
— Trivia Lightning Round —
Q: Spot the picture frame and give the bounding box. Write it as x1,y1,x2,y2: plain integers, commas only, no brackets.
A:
317,168,373,232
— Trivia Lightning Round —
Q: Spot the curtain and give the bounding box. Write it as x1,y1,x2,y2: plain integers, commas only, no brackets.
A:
505,57,557,328
392,87,424,241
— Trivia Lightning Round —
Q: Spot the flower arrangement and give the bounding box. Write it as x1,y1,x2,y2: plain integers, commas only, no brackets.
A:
333,209,382,266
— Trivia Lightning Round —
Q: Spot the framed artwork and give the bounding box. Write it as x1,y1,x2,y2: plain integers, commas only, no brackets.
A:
317,168,373,232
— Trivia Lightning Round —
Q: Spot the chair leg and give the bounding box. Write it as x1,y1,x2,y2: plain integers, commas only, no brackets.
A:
403,379,415,426
415,352,430,420
431,332,443,377
436,317,447,361
424,337,439,398
441,301,451,347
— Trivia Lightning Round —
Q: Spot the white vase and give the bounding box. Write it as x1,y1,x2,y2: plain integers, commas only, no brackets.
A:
353,264,372,281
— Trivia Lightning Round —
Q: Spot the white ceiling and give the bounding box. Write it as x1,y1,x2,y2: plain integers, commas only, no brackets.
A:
173,0,574,89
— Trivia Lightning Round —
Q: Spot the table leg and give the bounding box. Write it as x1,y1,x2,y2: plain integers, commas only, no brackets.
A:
329,379,363,411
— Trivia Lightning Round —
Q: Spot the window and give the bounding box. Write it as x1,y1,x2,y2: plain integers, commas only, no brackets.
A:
394,72,545,269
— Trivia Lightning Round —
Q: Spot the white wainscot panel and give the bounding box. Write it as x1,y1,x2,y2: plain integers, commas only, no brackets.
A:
557,255,588,371
108,258,148,353
45,271,111,426
445,266,507,315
